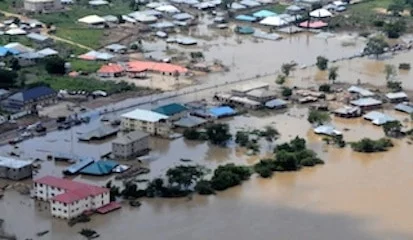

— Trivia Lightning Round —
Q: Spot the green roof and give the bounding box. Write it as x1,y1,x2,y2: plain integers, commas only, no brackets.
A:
152,103,188,116
80,160,118,176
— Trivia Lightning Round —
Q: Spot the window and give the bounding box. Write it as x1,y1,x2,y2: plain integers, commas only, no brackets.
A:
64,203,67,206
51,193,55,197
51,187,55,190
52,207,56,211
101,201,104,205
40,184,43,187
39,190,43,194
58,208,61,211
64,210,67,213
85,204,88,208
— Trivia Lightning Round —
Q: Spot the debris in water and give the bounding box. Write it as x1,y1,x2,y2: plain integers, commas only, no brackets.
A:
129,200,142,207
79,228,99,239
180,158,192,162
36,230,49,237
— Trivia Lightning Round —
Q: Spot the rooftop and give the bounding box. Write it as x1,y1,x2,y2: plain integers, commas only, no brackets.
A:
385,92,408,100
80,160,119,176
348,86,375,97
395,103,413,114
26,32,49,42
8,86,56,102
209,106,237,118
350,97,382,107
98,64,124,74
232,82,269,93
112,130,149,145
253,9,277,18
105,43,127,51
363,111,395,125
313,125,342,136
78,125,119,141
265,98,287,108
173,116,207,128
122,108,169,122
63,158,95,174
152,103,188,116
78,15,106,25
127,60,188,73
246,89,276,98
0,156,32,169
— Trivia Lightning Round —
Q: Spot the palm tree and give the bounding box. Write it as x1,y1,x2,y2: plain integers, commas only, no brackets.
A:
328,66,339,83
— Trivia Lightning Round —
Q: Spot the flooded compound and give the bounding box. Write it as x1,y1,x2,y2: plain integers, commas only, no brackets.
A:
1,104,413,240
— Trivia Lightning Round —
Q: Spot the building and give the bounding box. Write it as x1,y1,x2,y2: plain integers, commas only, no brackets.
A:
173,116,207,128
313,125,342,136
26,33,53,47
0,89,10,100
1,86,57,112
63,158,95,175
0,156,32,180
112,130,150,160
80,160,118,176
246,89,277,103
121,108,171,137
265,99,287,109
348,86,375,97
394,103,413,114
104,44,127,53
33,175,110,219
17,52,44,66
385,92,409,103
363,111,396,125
333,106,362,118
350,98,382,110
78,125,119,141
127,61,188,76
152,103,188,121
24,0,62,12
231,82,269,97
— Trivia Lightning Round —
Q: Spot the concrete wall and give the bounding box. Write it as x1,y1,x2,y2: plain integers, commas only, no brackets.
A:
0,165,32,180
121,118,171,137
112,135,149,159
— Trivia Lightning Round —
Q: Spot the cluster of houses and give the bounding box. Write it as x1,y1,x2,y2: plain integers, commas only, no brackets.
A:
96,61,188,78
0,86,57,113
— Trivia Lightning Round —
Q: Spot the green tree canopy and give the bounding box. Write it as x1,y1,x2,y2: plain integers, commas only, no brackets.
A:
44,56,66,75
307,110,331,125
328,66,339,83
316,56,329,70
364,36,389,58
0,69,18,89
206,123,232,145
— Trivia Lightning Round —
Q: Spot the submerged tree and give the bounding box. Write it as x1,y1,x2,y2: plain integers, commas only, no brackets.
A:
281,63,294,76
363,36,389,58
328,66,339,83
206,123,232,146
384,64,397,81
307,110,331,125
382,120,402,137
316,56,329,70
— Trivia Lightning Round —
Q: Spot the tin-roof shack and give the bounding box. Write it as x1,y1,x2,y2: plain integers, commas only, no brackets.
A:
385,92,408,103
363,111,396,125
173,115,207,128
63,158,95,175
348,86,375,97
78,125,119,141
394,103,413,114
232,82,269,96
333,106,361,118
265,99,287,109
350,98,382,110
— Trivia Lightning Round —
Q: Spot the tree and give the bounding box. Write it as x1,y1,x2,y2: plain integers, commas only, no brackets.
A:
281,63,294,76
261,126,279,142
44,56,66,75
183,128,201,140
275,74,286,85
316,56,328,70
384,19,406,38
8,57,20,71
0,69,18,89
382,120,402,137
351,138,394,152
275,150,299,171
166,165,208,190
117,14,125,24
220,0,234,9
235,131,249,147
363,36,389,58
384,64,397,81
281,87,292,97
210,164,251,190
307,110,331,125
205,123,232,145
129,0,139,10
387,0,404,16
328,66,339,83
195,180,215,195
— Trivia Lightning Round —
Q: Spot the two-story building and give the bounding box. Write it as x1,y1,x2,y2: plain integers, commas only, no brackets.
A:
24,0,63,12
1,86,57,112
121,108,171,137
0,156,32,180
33,175,110,219
112,130,150,160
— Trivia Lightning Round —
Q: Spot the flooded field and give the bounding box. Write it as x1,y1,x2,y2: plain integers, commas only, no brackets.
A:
1,105,413,240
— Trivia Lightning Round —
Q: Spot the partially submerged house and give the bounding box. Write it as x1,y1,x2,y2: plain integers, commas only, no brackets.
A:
152,103,188,121
348,86,375,97
173,115,207,128
112,130,150,160
333,106,362,118
80,160,119,176
385,92,408,103
62,158,95,175
350,98,382,110
394,103,413,114
363,111,396,125
265,99,287,109
313,125,342,136
0,156,32,180
78,125,119,141
121,108,171,137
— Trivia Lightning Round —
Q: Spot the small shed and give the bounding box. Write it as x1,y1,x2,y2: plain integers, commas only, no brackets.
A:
363,111,395,125
350,98,382,110
313,125,342,136
209,106,237,118
394,103,413,114
265,99,287,109
385,92,408,103
172,13,193,21
333,106,361,118
105,43,127,53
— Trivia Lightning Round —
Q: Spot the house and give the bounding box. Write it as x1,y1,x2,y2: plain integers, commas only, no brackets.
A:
172,13,193,21
26,32,53,46
127,60,188,76
246,89,277,103
121,108,171,136
2,86,57,112
350,98,382,110
253,9,276,18
24,0,62,12
37,47,58,57
78,125,119,141
309,8,332,18
0,89,10,100
0,156,32,180
209,106,237,118
112,130,150,160
363,111,396,125
0,46,19,57
313,125,342,136
265,99,287,109
78,15,106,26
105,44,127,53
62,158,95,175
333,106,362,118
348,86,375,97
80,160,118,176
385,92,408,103
152,103,188,121
394,103,413,114
173,115,207,128
17,52,43,66
4,42,34,54
231,82,269,97
97,64,125,78
229,96,262,109
33,175,111,219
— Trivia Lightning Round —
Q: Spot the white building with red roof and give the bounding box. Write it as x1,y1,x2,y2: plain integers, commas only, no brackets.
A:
33,175,110,219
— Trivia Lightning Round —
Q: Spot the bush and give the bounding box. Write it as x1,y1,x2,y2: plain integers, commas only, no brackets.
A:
195,180,215,195
211,164,251,191
319,84,331,92
307,110,331,125
316,56,328,70
276,74,286,85
373,20,384,27
235,131,249,147
281,87,292,97
44,56,66,75
183,129,201,140
399,63,410,70
351,138,394,153
254,159,276,178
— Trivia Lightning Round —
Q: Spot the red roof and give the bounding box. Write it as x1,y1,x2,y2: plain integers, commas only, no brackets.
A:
98,64,124,74
299,20,328,29
96,202,121,214
127,61,188,74
34,175,108,204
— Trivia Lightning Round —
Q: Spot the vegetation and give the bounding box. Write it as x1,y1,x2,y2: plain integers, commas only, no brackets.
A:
319,84,331,93
281,63,294,76
399,63,411,70
383,19,406,38
281,87,292,97
276,74,286,85
69,59,103,72
0,69,18,89
44,56,66,75
206,123,232,146
323,135,346,148
387,81,403,91
351,138,394,152
254,159,277,178
195,180,215,195
384,64,397,81
210,164,252,191
328,66,339,83
382,120,403,137
235,131,250,147
166,165,209,190
316,56,328,70
307,110,331,125
183,128,207,140
364,36,389,58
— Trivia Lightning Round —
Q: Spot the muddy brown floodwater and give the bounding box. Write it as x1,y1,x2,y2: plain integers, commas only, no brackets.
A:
1,32,413,240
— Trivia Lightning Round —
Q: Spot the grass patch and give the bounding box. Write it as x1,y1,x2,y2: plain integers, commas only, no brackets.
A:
271,3,288,14
69,59,103,72
54,27,104,49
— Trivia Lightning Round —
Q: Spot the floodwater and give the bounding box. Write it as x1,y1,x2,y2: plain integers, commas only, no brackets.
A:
2,28,413,239
1,106,413,240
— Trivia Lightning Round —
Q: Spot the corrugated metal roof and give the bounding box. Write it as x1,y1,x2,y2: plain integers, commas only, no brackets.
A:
235,15,257,22
152,103,188,116
385,92,408,100
8,86,55,102
80,160,119,176
173,116,207,128
348,86,375,97
265,99,287,108
350,98,382,107
0,156,32,168
78,125,119,141
394,103,413,114
112,130,149,145
253,9,277,18
313,125,342,136
26,32,49,42
122,108,169,122
172,12,193,20
63,158,95,174
209,106,236,117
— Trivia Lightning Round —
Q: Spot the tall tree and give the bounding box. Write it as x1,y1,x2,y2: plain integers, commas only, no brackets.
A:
328,66,339,83
316,56,328,70
281,63,294,76
44,56,66,75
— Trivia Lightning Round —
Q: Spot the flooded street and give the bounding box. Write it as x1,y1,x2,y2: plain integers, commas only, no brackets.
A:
2,31,413,240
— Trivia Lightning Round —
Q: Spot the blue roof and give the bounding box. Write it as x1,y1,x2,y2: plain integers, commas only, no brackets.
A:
235,15,257,22
265,99,287,108
0,46,19,56
63,158,94,174
152,103,188,116
235,26,254,34
253,10,277,18
209,106,236,118
80,160,119,176
10,86,56,102
395,103,413,114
